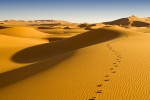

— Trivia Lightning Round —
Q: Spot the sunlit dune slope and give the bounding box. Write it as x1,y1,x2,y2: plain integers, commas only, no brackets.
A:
0,26,50,38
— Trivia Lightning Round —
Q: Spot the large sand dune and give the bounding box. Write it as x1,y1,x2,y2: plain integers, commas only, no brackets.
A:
0,27,120,87
1,25,150,100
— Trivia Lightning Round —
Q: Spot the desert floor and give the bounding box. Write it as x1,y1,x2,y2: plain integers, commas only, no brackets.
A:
0,24,150,100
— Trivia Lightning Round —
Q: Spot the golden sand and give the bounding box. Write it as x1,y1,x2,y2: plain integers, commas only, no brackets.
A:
0,24,150,100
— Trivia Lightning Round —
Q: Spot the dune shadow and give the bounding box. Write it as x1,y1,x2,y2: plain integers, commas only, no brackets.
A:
0,52,74,88
12,28,121,63
38,27,52,29
0,26,9,29
47,37,66,42
0,28,121,88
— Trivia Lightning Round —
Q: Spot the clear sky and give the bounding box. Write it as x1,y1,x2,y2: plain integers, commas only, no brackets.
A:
0,0,150,23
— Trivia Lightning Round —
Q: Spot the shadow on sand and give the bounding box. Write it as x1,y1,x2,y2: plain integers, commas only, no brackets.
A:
0,28,121,88
0,26,9,29
0,52,74,88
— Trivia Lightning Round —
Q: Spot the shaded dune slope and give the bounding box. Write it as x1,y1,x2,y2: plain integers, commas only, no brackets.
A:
104,16,150,27
131,21,150,27
104,18,130,26
0,28,122,88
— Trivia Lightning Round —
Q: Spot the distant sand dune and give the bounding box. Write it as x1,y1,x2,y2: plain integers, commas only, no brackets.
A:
38,26,63,29
104,16,150,27
131,21,150,27
0,26,71,42
0,26,50,38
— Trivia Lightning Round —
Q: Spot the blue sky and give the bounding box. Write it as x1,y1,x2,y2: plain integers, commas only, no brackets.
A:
0,0,150,23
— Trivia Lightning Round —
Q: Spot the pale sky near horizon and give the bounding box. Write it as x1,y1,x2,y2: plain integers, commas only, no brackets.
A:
0,0,150,23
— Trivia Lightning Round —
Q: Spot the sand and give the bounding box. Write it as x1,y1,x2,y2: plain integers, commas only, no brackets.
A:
104,16,150,27
1,23,150,100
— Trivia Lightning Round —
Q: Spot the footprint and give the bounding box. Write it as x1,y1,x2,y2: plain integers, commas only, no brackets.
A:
96,90,103,93
105,75,109,77
118,56,122,58
89,96,97,100
97,84,103,87
113,63,117,65
110,68,114,70
114,65,118,67
89,98,95,100
90,97,96,100
104,79,110,82
112,71,116,73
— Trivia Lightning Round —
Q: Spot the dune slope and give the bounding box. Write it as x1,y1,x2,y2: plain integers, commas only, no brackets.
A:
0,34,49,73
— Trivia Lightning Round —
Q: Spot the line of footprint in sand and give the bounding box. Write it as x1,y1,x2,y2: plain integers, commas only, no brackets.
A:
89,40,122,100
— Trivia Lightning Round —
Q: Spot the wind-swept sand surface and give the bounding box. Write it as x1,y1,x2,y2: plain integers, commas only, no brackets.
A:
1,26,150,100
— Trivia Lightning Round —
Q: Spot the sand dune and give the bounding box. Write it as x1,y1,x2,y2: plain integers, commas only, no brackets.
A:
1,24,150,100
78,23,89,28
85,23,105,30
38,26,64,29
126,27,150,33
0,27,120,87
0,26,50,38
104,16,150,27
131,21,150,27
12,28,120,63
0,26,72,42
63,26,79,29
0,26,71,73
